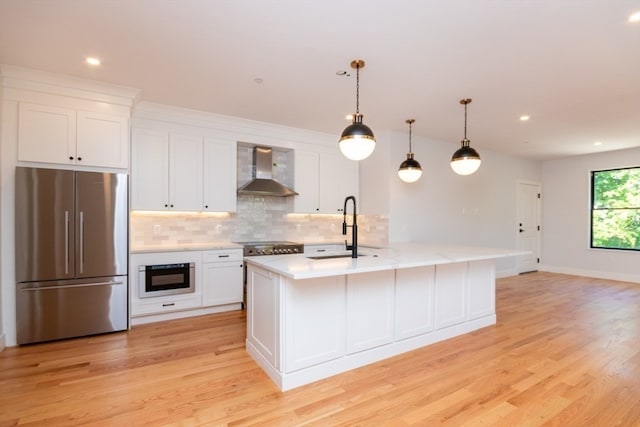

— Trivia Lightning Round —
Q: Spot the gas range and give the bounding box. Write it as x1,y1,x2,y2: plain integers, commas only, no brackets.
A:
236,241,304,256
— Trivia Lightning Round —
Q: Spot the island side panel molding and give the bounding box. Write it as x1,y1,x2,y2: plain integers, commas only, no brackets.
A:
346,270,395,354
395,266,436,340
283,275,346,373
247,266,281,370
467,259,496,320
245,256,499,391
434,262,468,329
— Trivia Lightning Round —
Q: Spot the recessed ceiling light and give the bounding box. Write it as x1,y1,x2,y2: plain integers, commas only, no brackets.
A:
85,57,101,66
519,115,530,121
594,141,603,146
629,11,640,22
253,77,264,84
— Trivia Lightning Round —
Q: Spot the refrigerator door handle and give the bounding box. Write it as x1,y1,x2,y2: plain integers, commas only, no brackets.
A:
65,210,70,275
19,280,125,291
79,211,84,274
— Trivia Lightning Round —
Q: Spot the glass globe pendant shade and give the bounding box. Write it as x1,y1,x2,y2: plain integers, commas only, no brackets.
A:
451,98,481,175
339,113,376,161
339,59,376,161
450,139,481,175
398,153,423,183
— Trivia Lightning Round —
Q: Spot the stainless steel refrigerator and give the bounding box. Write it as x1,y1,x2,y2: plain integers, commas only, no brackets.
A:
15,167,129,345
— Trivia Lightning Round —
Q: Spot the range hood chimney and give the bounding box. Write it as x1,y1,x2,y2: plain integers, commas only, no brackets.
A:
237,146,298,197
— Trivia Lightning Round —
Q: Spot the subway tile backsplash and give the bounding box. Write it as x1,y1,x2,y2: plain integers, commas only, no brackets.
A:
130,145,388,249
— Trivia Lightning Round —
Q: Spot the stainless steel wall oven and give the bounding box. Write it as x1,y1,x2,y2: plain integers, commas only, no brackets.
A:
138,262,195,298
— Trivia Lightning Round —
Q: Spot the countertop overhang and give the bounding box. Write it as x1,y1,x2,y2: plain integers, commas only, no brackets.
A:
244,242,527,279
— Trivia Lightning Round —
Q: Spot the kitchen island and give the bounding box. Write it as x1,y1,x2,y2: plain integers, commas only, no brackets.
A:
244,243,522,391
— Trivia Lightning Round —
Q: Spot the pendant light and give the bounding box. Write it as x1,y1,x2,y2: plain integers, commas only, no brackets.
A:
450,98,481,175
398,119,423,183
339,59,376,161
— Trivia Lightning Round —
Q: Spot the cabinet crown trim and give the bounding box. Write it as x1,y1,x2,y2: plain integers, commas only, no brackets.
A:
1,64,140,107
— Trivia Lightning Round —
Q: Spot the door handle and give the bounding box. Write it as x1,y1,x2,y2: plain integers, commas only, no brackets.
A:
64,210,70,275
79,211,84,273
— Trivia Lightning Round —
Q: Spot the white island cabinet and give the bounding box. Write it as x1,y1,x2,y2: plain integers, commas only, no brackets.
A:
245,243,519,391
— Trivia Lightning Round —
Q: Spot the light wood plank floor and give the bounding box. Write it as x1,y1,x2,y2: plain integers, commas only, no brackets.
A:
1,272,639,426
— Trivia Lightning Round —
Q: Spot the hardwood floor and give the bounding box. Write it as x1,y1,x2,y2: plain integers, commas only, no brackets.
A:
1,272,639,426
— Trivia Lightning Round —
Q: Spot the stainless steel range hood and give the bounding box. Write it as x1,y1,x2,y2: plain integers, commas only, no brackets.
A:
237,146,298,197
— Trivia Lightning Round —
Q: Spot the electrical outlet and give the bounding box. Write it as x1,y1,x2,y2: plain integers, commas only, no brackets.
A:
153,224,161,235
215,224,222,234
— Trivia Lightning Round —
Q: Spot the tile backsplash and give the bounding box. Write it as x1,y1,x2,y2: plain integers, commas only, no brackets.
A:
130,207,388,248
130,145,388,249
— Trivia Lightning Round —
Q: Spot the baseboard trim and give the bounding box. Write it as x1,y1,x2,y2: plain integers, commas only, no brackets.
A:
0,333,6,352
496,268,519,278
538,264,640,284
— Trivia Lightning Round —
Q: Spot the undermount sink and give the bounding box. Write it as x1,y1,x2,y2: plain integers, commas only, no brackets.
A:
307,253,370,260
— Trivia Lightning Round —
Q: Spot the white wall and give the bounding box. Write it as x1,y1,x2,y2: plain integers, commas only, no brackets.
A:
541,147,640,283
0,78,4,350
362,130,542,277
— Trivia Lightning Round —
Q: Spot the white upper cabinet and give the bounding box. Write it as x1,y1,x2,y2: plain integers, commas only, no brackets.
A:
170,134,203,211
18,103,76,165
289,150,320,213
18,102,129,169
131,130,203,211
131,127,237,212
203,138,237,212
76,110,129,168
131,129,170,210
319,152,359,214
290,149,359,214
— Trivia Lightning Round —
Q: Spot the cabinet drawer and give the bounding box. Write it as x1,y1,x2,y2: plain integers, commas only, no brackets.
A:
132,293,202,316
203,249,243,263
304,244,343,254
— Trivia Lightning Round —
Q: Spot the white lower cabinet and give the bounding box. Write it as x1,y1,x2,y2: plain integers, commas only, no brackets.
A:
245,259,497,391
346,270,395,354
247,265,281,369
283,275,346,372
467,259,496,320
303,244,344,254
202,249,244,306
395,266,435,340
434,262,468,329
130,249,243,321
132,293,203,316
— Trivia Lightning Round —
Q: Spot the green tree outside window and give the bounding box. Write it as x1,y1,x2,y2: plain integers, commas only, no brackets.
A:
591,167,640,250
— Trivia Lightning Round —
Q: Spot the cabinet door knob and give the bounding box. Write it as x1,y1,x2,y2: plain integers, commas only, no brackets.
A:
170,204,174,208
164,204,168,208
205,205,209,209
77,157,82,161
69,156,74,160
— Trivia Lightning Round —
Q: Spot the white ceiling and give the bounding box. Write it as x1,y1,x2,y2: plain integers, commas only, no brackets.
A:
1,0,639,160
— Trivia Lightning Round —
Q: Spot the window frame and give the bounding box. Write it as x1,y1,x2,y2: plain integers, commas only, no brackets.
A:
590,166,640,252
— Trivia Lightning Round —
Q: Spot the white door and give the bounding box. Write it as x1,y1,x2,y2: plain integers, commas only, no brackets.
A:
516,181,541,273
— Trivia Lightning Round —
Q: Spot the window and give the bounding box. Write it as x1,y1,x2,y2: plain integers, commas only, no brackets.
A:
591,167,640,250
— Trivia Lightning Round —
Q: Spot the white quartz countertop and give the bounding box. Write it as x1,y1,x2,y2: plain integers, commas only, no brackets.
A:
130,242,242,254
244,242,527,280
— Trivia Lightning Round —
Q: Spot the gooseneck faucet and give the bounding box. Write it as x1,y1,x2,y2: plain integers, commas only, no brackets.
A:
342,195,358,258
